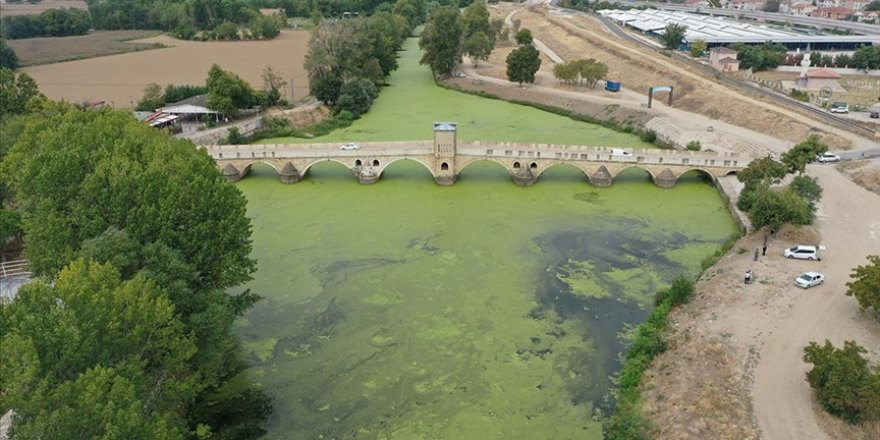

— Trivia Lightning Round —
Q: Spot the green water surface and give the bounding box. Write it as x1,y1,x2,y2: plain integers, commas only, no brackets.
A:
236,37,737,439
235,162,738,440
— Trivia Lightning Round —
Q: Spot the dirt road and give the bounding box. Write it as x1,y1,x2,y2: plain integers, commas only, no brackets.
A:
753,164,880,440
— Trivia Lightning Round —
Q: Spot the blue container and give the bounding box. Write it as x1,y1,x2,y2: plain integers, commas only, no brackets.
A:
605,80,621,92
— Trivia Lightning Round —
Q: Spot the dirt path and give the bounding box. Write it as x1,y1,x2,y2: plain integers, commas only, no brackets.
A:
752,164,880,440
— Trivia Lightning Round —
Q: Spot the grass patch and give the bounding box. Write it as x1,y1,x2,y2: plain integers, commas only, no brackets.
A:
261,37,652,147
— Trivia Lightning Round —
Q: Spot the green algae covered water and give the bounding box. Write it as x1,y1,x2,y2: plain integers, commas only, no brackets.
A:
234,161,739,439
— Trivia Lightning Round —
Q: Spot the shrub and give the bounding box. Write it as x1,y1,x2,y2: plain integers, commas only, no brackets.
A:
685,140,701,151
639,129,657,143
804,340,880,424
225,127,246,144
790,88,810,102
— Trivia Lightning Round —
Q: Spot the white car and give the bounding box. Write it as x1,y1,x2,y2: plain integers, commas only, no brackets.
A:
829,103,849,114
795,272,825,289
816,152,840,163
340,143,360,151
784,245,820,260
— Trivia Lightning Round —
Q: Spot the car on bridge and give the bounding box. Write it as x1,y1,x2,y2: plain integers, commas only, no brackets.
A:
816,152,840,163
340,143,360,150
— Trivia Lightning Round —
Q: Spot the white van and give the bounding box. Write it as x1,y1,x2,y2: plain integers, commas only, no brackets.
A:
611,148,633,157
784,245,819,261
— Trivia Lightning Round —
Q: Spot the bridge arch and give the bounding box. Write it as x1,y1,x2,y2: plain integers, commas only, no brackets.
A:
457,157,514,175
375,157,435,177
535,162,592,184
675,168,718,186
610,165,657,183
300,158,356,176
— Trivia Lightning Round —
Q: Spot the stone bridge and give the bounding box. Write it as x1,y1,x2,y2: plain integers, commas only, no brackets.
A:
205,123,749,188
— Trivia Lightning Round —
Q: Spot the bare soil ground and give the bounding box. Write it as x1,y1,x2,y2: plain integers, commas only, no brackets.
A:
20,30,310,108
480,4,880,440
498,6,857,149
0,0,86,17
836,159,880,196
6,30,164,67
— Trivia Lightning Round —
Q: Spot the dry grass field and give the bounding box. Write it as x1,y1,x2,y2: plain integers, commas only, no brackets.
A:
21,30,311,108
0,0,87,17
7,31,165,66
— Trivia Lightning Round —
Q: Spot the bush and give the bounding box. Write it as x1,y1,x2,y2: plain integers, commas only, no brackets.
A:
0,39,19,69
225,127,246,144
748,186,813,231
639,129,657,143
790,88,810,102
804,340,880,424
685,140,701,151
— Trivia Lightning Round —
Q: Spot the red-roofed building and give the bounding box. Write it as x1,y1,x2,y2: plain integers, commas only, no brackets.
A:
797,68,842,90
810,7,855,19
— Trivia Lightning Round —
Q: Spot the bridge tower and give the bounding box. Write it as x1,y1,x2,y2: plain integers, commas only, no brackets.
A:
433,122,457,185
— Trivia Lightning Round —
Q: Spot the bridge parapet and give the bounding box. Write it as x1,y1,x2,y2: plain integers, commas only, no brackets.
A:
204,141,750,188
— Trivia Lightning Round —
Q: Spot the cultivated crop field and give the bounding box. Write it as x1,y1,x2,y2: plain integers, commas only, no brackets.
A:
7,31,164,67
0,0,87,17
21,30,311,108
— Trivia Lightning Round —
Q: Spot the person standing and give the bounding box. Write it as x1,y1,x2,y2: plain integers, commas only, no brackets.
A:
762,235,768,256
745,270,752,284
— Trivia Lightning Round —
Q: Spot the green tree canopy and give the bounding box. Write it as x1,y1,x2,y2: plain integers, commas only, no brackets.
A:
804,340,880,424
781,134,828,175
661,23,686,50
419,6,462,76
0,39,18,69
574,58,608,88
515,28,533,45
867,0,880,10
689,39,707,58
506,43,541,86
206,64,260,116
846,255,880,313
0,259,196,439
0,68,42,117
736,155,787,188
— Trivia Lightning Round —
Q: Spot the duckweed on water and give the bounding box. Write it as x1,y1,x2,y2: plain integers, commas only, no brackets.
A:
234,162,738,439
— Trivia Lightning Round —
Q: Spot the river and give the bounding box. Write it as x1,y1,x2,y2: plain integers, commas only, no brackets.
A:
233,159,738,439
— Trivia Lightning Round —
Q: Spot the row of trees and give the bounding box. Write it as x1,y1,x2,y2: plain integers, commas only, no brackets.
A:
736,135,828,231
419,1,502,77
797,45,880,71
553,58,609,88
136,84,208,112
731,42,789,72
1,8,90,39
306,11,410,118
0,74,271,438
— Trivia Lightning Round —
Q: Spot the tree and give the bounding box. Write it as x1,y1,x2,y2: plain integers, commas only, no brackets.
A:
689,39,707,58
0,38,18,69
1,101,258,380
463,31,493,66
515,28,533,45
789,175,823,204
136,82,165,111
0,68,42,116
334,77,377,117
419,6,462,76
660,23,686,50
575,58,608,88
506,43,541,86
461,0,491,39
846,255,880,313
736,155,787,188
553,61,579,85
261,65,286,107
213,21,240,40
763,0,780,12
867,0,880,10
748,186,813,230
781,134,828,175
804,340,879,424
206,64,259,116
0,260,197,439
852,45,880,70
249,13,284,39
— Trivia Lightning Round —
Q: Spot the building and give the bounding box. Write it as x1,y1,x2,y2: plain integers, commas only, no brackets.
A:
810,6,855,19
710,46,740,72
797,68,842,90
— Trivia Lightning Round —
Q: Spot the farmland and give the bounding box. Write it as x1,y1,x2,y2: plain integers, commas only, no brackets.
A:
21,30,311,107
0,0,87,17
6,31,164,67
